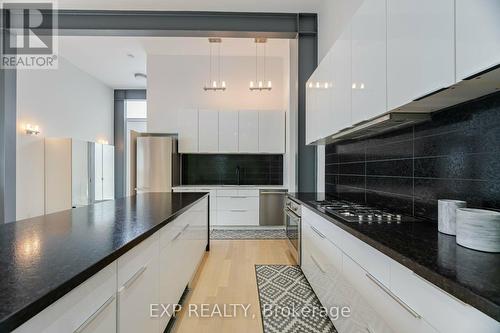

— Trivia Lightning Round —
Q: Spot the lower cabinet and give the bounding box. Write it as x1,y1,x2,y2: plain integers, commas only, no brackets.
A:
117,234,160,333
14,198,209,333
301,206,499,333
14,263,117,333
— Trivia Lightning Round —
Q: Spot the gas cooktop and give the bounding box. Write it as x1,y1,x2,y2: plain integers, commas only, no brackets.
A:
309,199,419,224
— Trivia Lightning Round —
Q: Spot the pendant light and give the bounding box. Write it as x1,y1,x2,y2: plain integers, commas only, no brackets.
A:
204,38,226,92
250,38,272,91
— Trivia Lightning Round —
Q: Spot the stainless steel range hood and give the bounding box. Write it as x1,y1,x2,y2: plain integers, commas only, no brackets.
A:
320,113,431,145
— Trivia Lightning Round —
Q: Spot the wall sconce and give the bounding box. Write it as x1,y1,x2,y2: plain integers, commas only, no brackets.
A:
98,139,109,145
25,124,40,136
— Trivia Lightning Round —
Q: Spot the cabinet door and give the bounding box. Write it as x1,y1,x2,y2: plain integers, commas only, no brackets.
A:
218,110,239,153
305,70,319,144
45,138,72,214
117,234,159,333
71,140,89,207
94,143,103,201
102,145,114,200
238,110,259,152
331,26,352,133
198,109,219,153
387,0,455,110
456,0,500,81
258,110,285,153
178,108,198,153
351,0,387,124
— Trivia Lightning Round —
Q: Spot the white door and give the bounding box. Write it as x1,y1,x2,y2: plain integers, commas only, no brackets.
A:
71,140,89,207
94,143,103,201
218,110,239,153
258,110,285,153
456,0,500,81
238,110,259,153
387,0,455,110
351,0,387,124
178,108,198,153
198,109,219,153
102,145,114,200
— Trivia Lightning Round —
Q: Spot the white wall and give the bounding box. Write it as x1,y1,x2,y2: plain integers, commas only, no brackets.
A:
147,55,287,133
316,0,363,192
16,57,114,220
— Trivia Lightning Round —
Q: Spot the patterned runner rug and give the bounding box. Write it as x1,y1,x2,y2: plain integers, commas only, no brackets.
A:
210,229,287,240
255,265,337,333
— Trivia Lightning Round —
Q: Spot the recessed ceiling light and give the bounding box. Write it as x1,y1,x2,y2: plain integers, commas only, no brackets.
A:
134,73,147,80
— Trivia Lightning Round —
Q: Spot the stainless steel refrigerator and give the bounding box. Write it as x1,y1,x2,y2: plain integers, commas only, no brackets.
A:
136,136,179,193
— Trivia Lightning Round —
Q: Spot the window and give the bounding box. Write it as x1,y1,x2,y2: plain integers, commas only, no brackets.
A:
126,100,147,119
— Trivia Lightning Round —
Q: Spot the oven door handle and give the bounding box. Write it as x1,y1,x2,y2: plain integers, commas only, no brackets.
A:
284,208,301,220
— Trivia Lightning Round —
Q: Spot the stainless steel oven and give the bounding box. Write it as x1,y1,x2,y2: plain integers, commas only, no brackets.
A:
284,197,301,265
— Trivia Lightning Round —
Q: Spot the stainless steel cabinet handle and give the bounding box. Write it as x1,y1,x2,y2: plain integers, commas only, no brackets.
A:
365,273,421,319
230,209,247,212
260,192,287,195
121,266,147,291
171,231,182,241
230,196,248,199
182,223,190,231
310,255,326,273
310,226,326,239
74,294,115,333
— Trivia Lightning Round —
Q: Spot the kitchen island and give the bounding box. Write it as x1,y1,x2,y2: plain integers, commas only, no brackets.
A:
0,192,209,332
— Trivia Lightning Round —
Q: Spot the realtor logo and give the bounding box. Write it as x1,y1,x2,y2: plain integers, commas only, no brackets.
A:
1,2,58,69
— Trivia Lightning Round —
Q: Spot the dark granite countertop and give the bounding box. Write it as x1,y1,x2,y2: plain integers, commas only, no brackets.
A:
288,192,500,322
0,192,209,332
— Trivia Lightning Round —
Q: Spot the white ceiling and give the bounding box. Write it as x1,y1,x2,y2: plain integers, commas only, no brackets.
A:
45,0,321,12
58,36,290,89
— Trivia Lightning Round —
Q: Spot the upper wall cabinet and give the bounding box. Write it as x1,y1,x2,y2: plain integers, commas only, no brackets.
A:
351,0,387,125
218,110,239,153
258,110,286,153
387,0,455,110
306,70,320,145
331,25,352,134
238,110,259,153
455,0,500,81
198,109,219,153
178,109,199,153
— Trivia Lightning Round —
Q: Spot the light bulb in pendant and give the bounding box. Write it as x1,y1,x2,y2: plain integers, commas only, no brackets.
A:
258,81,263,88
267,81,272,88
212,81,217,88
250,81,254,88
221,81,226,88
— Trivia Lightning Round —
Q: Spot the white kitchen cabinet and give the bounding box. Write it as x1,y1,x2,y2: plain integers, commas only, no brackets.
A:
178,108,199,153
117,233,160,333
71,140,90,208
238,110,259,153
258,110,285,153
14,263,117,333
455,0,500,81
93,143,114,202
45,138,72,214
305,70,319,144
331,25,352,133
94,143,104,201
218,110,239,153
198,109,219,153
102,145,115,201
173,187,217,228
351,0,387,124
387,0,455,110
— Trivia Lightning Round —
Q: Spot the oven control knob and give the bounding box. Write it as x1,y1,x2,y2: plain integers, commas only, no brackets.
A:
396,214,402,221
367,215,373,220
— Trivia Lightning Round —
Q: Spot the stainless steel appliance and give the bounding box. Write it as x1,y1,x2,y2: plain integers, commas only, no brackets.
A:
259,189,287,226
136,136,179,193
284,197,301,264
309,199,420,224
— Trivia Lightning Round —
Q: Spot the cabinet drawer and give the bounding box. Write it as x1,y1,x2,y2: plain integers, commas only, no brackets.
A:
238,189,259,197
303,206,391,286
390,262,500,333
117,233,159,287
217,189,259,197
343,254,433,333
14,263,117,333
217,189,239,197
217,196,258,211
217,210,258,226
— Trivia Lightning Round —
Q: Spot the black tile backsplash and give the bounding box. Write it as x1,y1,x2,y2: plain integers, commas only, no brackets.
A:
325,92,500,221
182,154,283,186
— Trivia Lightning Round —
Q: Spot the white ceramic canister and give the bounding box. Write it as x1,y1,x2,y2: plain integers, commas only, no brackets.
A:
456,208,500,253
438,199,467,235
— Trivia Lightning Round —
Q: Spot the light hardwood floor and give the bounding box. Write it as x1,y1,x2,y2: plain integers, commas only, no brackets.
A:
172,240,296,333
